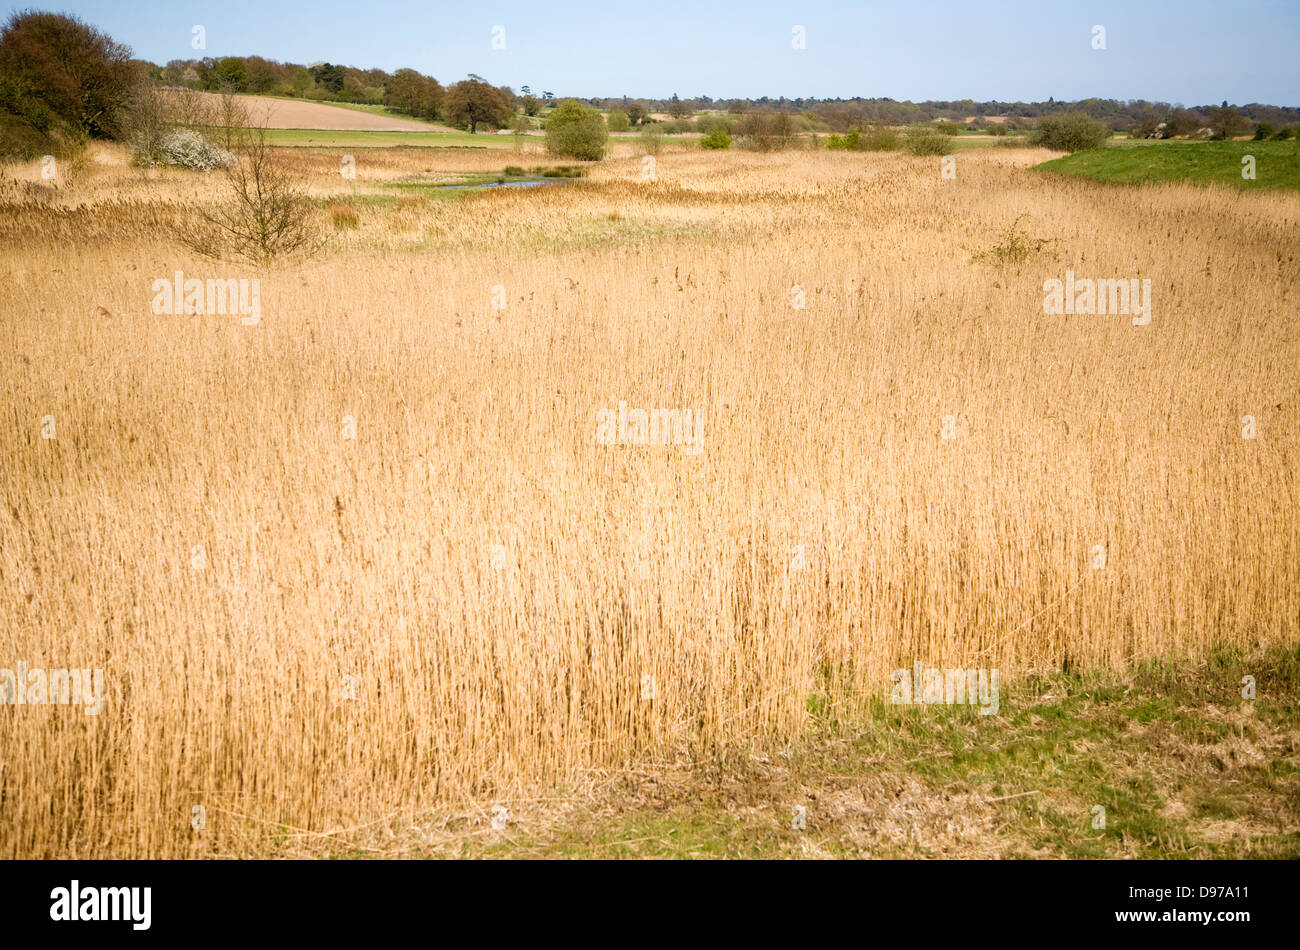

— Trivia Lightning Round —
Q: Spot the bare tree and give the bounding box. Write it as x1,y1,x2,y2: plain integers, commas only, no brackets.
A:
187,106,319,264
121,79,177,165
167,86,219,130
214,86,247,152
1208,102,1245,141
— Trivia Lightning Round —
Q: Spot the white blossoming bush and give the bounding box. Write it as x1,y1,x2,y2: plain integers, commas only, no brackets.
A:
153,130,235,171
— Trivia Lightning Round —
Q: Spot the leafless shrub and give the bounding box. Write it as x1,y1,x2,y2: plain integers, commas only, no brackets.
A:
184,103,320,264
972,214,1057,267
125,85,221,165
166,85,220,130
122,80,168,165
738,110,795,151
49,130,90,188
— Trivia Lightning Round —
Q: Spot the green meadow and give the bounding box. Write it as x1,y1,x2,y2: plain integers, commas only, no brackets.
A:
1037,139,1300,190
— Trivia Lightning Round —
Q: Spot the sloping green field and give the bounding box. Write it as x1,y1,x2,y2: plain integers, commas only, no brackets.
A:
1036,140,1300,190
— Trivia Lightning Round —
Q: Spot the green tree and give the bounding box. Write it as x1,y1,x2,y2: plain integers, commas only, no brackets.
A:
0,72,58,159
384,68,442,120
310,63,345,95
444,77,511,132
209,57,247,92
545,98,608,160
288,67,313,97
0,11,135,141
606,108,630,132
242,56,281,94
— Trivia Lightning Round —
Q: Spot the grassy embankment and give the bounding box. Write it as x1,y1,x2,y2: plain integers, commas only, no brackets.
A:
1037,139,1300,190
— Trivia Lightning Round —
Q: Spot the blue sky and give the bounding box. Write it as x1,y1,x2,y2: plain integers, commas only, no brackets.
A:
16,1,1300,104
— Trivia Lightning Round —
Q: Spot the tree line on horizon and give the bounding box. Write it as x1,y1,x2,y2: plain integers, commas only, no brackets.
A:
3,10,1298,162
143,53,1300,133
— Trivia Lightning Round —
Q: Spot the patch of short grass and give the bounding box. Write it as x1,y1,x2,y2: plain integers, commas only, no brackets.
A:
441,645,1299,859
1035,139,1300,190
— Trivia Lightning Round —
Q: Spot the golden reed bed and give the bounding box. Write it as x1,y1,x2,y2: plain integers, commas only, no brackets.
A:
1,144,1297,856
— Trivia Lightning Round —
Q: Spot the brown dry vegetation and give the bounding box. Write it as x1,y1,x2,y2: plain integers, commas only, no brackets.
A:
0,142,1297,857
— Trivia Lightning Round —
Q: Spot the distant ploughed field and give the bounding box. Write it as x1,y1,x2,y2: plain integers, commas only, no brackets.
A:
0,141,1297,857
179,91,449,131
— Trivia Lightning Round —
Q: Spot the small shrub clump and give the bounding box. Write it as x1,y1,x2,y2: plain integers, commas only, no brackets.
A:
1030,113,1110,153
700,127,732,150
640,126,663,156
903,126,951,156
535,165,584,178
696,115,732,136
153,129,235,171
972,214,1057,267
863,126,901,151
738,111,795,151
545,99,609,161
826,130,862,151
